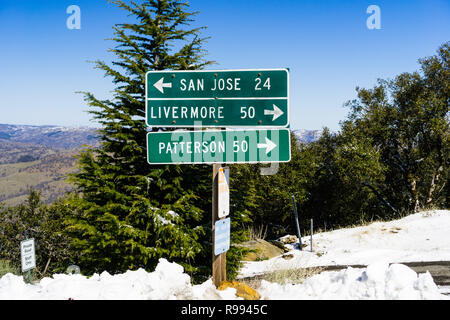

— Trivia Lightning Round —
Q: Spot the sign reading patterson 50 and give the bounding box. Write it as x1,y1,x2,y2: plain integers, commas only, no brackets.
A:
145,69,289,128
147,128,291,164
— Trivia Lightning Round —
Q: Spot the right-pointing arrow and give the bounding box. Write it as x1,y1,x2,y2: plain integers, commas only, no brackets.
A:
264,104,284,121
257,137,277,154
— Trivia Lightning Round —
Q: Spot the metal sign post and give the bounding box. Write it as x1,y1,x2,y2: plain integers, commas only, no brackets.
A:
291,196,302,250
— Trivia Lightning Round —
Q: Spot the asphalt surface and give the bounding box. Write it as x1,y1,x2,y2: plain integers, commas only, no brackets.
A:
319,261,450,287
241,261,450,296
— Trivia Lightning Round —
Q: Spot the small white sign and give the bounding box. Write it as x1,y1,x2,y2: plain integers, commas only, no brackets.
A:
218,167,230,218
214,218,230,255
21,238,36,272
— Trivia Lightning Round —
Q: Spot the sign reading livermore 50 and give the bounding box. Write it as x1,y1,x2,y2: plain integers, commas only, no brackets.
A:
145,69,289,128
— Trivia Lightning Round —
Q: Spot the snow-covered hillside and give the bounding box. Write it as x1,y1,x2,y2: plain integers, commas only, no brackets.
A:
0,123,99,149
292,129,324,144
0,124,323,150
292,128,338,145
0,210,449,300
239,209,450,277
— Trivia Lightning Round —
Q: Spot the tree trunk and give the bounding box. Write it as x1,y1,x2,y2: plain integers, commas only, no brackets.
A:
42,256,52,277
426,165,444,206
362,181,398,215
410,178,420,213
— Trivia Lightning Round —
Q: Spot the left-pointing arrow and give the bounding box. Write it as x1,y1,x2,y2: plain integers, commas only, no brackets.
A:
257,137,277,154
153,77,172,93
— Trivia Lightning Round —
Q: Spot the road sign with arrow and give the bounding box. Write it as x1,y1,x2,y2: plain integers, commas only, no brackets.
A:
153,77,173,93
146,69,289,128
144,68,292,288
146,128,291,164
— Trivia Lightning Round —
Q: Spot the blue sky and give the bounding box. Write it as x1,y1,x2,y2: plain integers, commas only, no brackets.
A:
0,0,448,130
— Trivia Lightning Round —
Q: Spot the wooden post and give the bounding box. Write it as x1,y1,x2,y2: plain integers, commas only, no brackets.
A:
212,163,226,287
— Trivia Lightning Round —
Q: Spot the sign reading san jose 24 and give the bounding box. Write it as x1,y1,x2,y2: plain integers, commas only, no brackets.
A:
145,69,289,127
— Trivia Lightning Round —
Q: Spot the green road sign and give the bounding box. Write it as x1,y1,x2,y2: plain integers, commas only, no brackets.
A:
146,128,291,164
146,69,289,128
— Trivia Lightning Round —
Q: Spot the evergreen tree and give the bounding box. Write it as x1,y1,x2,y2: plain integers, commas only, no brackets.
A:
250,131,310,237
228,131,312,239
0,189,75,277
299,128,343,229
66,0,216,276
343,42,449,214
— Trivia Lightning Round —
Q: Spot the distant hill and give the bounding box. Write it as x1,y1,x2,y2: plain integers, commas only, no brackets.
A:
0,124,100,206
0,124,326,151
292,129,324,145
0,124,326,206
0,123,100,150
0,149,78,206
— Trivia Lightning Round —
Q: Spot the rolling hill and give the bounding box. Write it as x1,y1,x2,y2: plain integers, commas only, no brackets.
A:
0,149,79,206
0,123,99,149
0,124,99,206
0,124,324,206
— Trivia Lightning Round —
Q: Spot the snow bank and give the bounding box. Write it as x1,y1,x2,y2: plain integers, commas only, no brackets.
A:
239,210,450,278
0,258,239,300
0,259,447,300
1,210,449,300
258,262,446,300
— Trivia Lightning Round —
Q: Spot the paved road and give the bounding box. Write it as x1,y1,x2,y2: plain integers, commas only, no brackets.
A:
242,261,450,296
322,261,450,296
403,261,450,287
319,261,450,287
319,261,450,296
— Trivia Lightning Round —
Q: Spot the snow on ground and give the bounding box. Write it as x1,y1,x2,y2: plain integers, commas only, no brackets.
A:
257,262,444,300
238,210,450,278
0,258,238,300
0,210,449,300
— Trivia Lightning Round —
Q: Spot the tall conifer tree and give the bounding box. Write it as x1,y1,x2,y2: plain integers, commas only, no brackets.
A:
66,0,215,275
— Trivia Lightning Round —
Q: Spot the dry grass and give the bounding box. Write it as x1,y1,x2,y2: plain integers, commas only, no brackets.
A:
264,266,324,285
0,260,20,277
246,224,268,241
242,266,324,288
0,150,77,206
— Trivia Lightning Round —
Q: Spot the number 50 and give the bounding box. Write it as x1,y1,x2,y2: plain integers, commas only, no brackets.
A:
240,106,255,119
233,140,248,152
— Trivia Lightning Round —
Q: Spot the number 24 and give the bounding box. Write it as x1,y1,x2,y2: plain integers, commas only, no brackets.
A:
255,77,271,90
